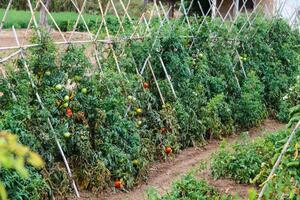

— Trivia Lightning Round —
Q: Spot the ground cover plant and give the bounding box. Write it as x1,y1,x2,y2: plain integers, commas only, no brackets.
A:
0,13,299,199
147,173,235,200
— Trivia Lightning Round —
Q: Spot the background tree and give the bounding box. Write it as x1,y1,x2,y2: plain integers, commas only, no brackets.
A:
39,0,51,27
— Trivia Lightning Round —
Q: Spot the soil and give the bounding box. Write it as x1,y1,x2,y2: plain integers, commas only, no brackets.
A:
72,119,284,200
0,29,91,48
0,29,94,64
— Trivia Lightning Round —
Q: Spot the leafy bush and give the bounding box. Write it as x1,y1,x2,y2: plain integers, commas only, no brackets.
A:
0,131,48,200
0,14,299,199
147,173,234,200
211,134,279,184
255,106,300,199
235,72,267,128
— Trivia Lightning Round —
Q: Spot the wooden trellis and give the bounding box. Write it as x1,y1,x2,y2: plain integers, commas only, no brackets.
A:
0,0,298,198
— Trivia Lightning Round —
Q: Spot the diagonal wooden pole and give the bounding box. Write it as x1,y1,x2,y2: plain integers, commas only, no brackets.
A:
257,120,300,199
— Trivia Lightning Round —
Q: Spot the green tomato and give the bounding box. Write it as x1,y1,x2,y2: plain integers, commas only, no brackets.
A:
81,88,88,94
132,159,139,166
64,132,71,138
127,95,133,101
199,53,204,58
74,75,82,81
55,84,63,90
64,95,70,102
63,102,69,108
137,120,142,126
45,71,51,76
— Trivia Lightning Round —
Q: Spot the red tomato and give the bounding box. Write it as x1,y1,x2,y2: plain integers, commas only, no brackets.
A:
161,127,167,134
143,82,149,89
66,108,73,118
165,147,172,155
114,180,122,189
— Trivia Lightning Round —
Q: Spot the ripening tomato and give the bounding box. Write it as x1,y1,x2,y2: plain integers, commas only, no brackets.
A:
136,108,142,114
143,82,149,89
114,180,122,189
66,108,73,118
161,127,167,134
165,147,172,155
132,159,139,166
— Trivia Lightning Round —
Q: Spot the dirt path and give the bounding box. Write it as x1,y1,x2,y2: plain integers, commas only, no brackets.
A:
76,119,284,200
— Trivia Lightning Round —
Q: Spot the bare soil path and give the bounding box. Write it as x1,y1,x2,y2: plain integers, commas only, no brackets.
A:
75,119,284,200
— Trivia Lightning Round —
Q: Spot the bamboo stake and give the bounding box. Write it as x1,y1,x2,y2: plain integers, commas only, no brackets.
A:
27,0,41,38
94,0,111,40
25,0,40,34
236,50,247,78
147,59,165,105
68,0,89,42
38,0,67,42
116,0,132,36
0,49,22,63
110,0,125,33
159,56,177,99
257,120,300,199
98,0,122,74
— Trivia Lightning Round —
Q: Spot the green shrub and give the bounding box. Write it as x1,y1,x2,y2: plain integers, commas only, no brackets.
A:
148,173,234,200
211,134,277,184
235,72,267,128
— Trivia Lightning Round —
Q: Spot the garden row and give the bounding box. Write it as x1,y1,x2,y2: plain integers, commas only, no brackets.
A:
209,76,300,199
150,76,300,199
0,15,299,199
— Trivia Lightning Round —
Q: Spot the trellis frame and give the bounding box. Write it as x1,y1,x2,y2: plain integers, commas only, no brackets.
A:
0,0,299,198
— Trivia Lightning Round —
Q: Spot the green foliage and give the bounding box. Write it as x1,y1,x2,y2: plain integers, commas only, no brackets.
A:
235,72,267,128
255,108,300,199
0,131,48,200
147,173,234,200
0,13,299,199
211,133,280,184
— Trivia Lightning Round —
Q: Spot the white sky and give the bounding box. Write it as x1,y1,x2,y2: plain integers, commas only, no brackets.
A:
278,0,300,21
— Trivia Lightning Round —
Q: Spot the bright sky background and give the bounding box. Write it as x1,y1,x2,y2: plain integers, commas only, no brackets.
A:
278,0,300,21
